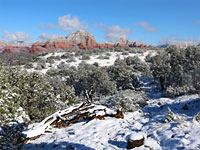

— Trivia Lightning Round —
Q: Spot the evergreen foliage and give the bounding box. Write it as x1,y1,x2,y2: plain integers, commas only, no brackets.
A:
151,46,200,97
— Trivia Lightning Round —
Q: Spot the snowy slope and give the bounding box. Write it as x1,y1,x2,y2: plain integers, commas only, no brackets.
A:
22,78,200,150
23,50,156,74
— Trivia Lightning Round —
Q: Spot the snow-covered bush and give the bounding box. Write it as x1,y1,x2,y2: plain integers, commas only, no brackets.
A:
107,59,141,90
57,61,68,70
61,52,74,59
66,57,76,63
81,54,90,60
36,61,46,70
124,56,151,76
102,90,148,112
0,52,34,66
46,68,59,76
166,86,185,98
114,47,125,52
24,63,33,69
74,64,117,96
97,55,110,60
165,107,180,122
152,46,200,96
18,72,56,122
145,53,153,63
46,57,55,64
47,55,61,61
0,67,70,123
47,76,76,107
0,99,29,126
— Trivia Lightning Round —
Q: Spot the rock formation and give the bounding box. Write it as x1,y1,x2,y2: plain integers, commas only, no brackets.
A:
114,37,132,47
0,40,8,47
2,46,30,53
1,30,154,54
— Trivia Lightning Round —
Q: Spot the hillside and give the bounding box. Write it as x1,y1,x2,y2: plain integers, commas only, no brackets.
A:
1,46,200,149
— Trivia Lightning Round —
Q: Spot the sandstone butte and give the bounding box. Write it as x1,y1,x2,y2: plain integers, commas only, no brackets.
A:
1,30,152,54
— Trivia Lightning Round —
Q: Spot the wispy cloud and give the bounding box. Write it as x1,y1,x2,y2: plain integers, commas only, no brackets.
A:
196,20,200,25
93,23,106,28
39,23,57,29
2,31,31,41
58,14,88,30
39,14,88,31
104,25,131,41
134,22,158,32
37,33,63,41
159,35,200,45
0,26,5,30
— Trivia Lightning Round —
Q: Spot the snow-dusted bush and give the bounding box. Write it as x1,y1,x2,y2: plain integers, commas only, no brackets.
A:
57,61,68,70
0,67,71,123
165,107,180,122
81,54,91,60
24,63,33,69
74,64,117,96
0,52,34,66
47,55,61,61
0,67,30,126
0,99,29,126
107,59,141,90
152,46,200,96
61,52,74,59
97,55,110,60
46,57,55,64
121,51,129,55
47,76,76,107
124,56,151,76
114,47,125,52
145,53,153,63
36,61,46,70
66,57,76,63
46,68,59,76
18,72,57,122
102,90,148,112
93,62,99,67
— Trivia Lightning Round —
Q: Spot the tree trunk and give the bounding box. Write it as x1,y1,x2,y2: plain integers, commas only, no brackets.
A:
160,76,165,91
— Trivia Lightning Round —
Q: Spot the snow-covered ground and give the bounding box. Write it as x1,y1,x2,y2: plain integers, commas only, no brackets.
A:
24,50,156,74
22,77,200,149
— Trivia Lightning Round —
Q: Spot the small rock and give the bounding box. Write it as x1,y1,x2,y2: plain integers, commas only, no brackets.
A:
127,132,145,149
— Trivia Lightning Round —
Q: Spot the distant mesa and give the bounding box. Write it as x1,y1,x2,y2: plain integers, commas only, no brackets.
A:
1,30,152,54
0,41,32,53
158,42,199,49
0,40,8,47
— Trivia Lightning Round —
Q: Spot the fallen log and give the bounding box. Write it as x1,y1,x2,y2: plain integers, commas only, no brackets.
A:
23,103,124,143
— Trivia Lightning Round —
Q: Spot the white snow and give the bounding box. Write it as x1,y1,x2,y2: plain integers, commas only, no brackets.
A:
23,50,157,74
18,49,200,149
129,132,146,141
22,78,200,150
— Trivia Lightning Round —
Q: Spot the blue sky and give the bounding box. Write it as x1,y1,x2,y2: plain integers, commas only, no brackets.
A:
0,0,200,45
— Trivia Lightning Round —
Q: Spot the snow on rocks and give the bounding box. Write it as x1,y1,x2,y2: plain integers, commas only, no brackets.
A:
127,132,145,149
127,132,161,149
23,103,123,143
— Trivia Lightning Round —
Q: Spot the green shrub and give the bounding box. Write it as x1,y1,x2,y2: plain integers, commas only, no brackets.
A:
107,59,141,90
101,90,148,112
74,64,117,96
0,67,76,124
81,55,91,60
